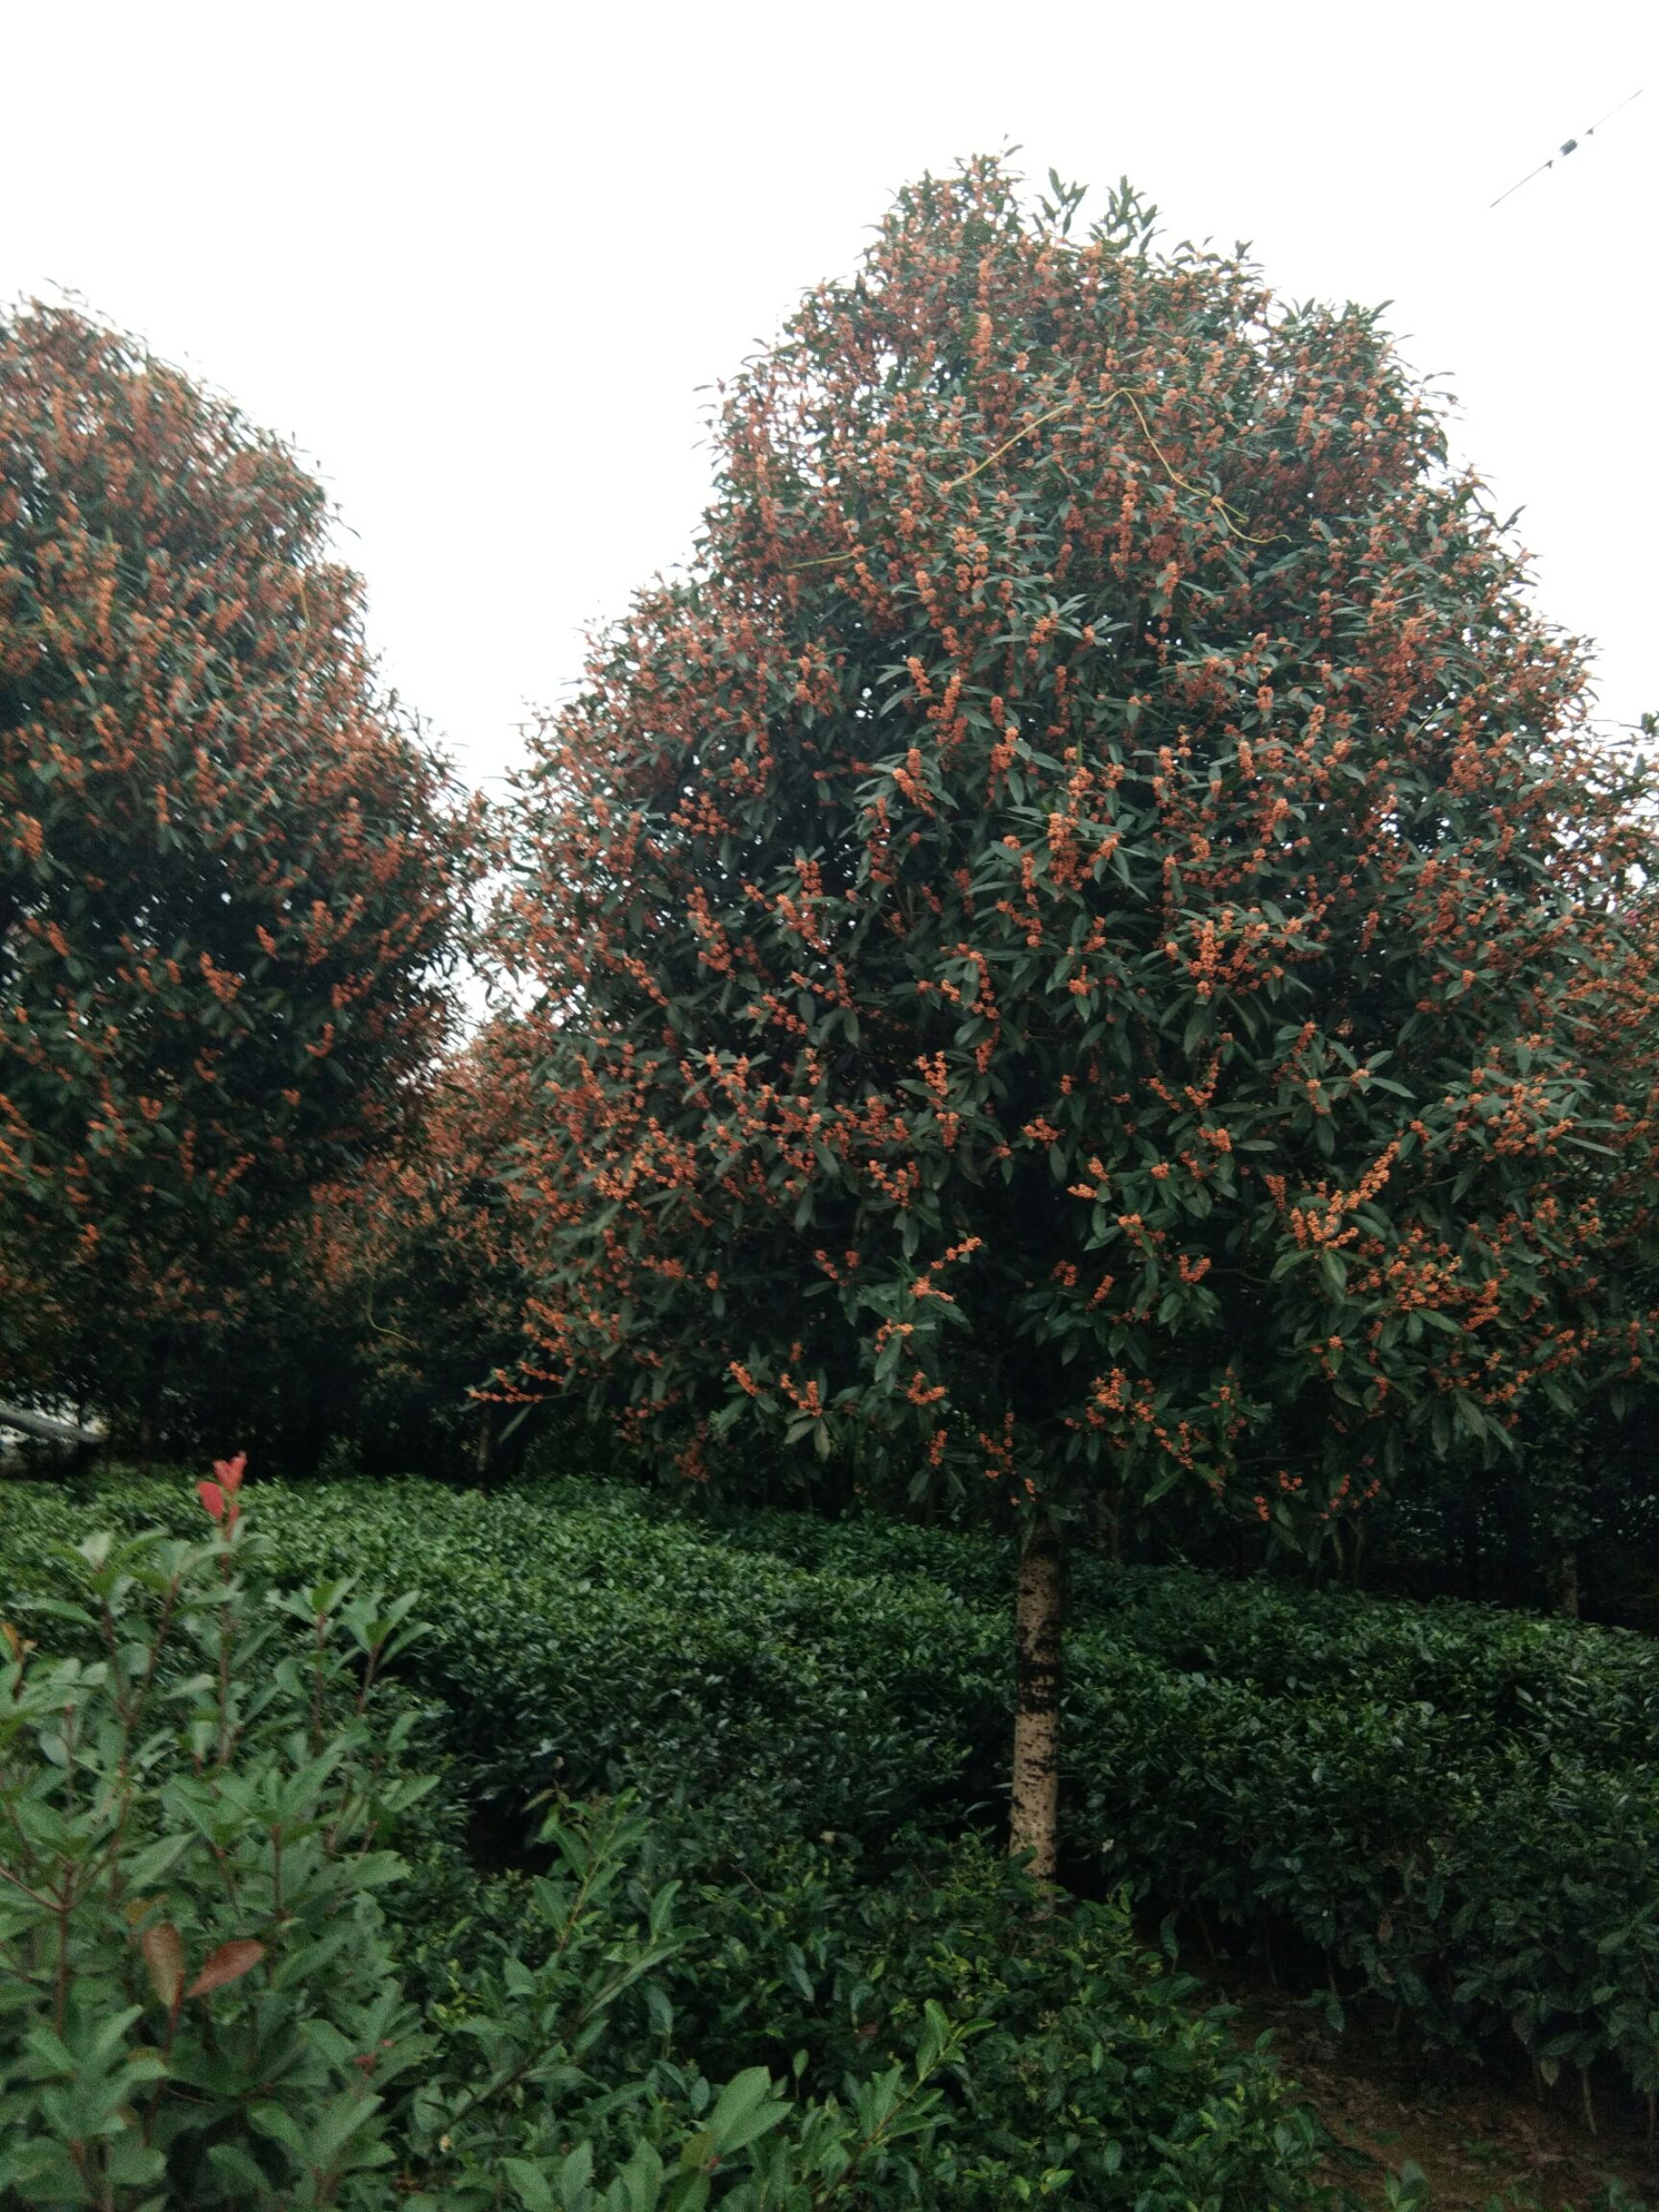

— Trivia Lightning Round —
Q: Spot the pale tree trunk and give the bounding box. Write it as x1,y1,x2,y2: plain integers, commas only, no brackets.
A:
1010,1522,1064,1880
0,1401,102,1447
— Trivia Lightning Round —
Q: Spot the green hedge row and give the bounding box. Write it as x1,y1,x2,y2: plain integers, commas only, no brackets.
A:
743,1504,1659,2098
708,1497,1659,1768
1,1478,1007,1853
0,1477,1328,2210
718,1502,1659,2095
9,1472,1659,2106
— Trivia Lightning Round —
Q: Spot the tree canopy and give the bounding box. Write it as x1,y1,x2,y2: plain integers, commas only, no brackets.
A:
501,159,1659,1569
302,1019,535,1477
0,303,478,1411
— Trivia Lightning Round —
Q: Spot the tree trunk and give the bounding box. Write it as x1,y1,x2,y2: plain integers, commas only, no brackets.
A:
1094,1480,1121,1563
1010,1522,1064,1881
475,1403,495,1497
0,1401,105,1449
1557,1543,1580,1620
137,1340,167,1468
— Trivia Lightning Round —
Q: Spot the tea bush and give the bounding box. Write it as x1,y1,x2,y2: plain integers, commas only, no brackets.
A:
0,1473,1328,2209
652,1831,1325,2211
18,1468,1659,2109
1,1477,1009,1855
745,1514,1659,2105
0,1479,974,2207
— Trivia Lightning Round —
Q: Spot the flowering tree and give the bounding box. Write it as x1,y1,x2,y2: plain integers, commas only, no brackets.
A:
0,303,478,1426
301,1022,535,1479
499,160,1659,1875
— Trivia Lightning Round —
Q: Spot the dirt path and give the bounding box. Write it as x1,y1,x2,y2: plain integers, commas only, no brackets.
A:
1214,1978,1658,2208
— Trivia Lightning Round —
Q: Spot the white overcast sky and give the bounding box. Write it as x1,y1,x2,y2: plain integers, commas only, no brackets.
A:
5,0,1654,790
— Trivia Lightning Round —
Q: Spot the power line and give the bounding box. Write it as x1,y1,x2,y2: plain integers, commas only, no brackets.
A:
1490,86,1645,208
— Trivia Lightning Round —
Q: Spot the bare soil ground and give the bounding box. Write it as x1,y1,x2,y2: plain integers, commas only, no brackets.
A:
1214,1976,1659,2209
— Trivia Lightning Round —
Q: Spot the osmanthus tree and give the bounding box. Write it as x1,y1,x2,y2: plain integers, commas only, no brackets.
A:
497,159,1659,1876
109,1028,533,1478
0,303,479,1427
301,1021,536,1479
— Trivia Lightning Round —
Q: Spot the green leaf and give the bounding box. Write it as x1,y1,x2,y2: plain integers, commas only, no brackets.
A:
709,2066,781,2154
503,2157,559,2212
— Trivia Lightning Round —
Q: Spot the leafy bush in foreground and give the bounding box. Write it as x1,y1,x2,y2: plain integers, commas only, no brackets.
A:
0,1473,1327,2209
653,1832,1324,2210
31,1466,1659,2118
0,1475,972,2208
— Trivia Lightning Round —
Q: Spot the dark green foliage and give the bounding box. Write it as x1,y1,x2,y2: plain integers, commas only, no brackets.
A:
501,156,1659,1574
0,1493,983,2209
0,304,479,1417
655,1835,1324,2211
1351,1406,1659,1624
0,1476,1330,2209
4,1476,1009,1848
12,1473,1659,2115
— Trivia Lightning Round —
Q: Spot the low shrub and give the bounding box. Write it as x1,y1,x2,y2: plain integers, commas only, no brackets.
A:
655,1832,1324,2211
1067,1643,1659,2103
704,1500,1659,1772
20,1467,1659,2115
1,1476,1006,1856
789,1520,1659,2109
0,1473,971,2208
0,1472,1329,2209
630,1489,1659,2106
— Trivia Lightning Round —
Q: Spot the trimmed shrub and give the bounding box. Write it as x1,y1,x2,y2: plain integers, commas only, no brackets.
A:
17,1469,1659,2110
0,1473,1327,2209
